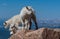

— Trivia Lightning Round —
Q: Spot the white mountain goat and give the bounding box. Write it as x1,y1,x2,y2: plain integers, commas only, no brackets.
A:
19,6,38,30
3,15,21,28
3,15,23,35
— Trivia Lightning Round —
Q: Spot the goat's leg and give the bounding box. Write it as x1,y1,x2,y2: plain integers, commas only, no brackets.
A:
29,20,32,30
31,13,38,30
21,19,25,30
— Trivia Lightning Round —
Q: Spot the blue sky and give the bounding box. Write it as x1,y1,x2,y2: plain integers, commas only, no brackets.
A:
0,0,60,20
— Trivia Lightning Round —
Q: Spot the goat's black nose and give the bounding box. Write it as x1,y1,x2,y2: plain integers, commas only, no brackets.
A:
4,22,7,26
5,22,7,24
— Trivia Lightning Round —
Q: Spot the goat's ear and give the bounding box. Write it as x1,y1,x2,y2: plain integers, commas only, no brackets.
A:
26,6,29,10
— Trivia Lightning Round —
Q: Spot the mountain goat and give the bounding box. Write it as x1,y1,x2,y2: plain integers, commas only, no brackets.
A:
19,6,38,30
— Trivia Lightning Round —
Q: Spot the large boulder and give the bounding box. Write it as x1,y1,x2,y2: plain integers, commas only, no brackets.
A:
9,28,60,39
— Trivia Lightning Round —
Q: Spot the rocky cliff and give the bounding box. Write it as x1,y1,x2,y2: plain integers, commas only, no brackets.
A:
9,28,60,39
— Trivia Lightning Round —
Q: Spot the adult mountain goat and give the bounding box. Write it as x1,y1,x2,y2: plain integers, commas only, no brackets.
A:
19,6,38,30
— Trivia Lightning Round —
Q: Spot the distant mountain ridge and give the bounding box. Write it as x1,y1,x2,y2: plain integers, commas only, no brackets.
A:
0,18,60,28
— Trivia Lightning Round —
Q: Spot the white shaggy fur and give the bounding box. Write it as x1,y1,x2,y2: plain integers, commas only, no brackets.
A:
3,14,22,28
9,25,23,35
4,14,23,35
19,6,38,30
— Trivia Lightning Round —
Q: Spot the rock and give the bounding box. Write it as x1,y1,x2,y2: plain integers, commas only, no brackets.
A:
54,28,60,32
53,28,60,39
9,28,60,39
